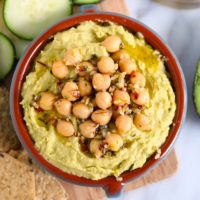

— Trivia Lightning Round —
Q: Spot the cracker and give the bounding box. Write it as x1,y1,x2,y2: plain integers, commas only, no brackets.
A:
34,168,68,200
0,153,35,200
8,149,32,165
0,110,21,151
0,87,21,151
9,149,68,200
0,87,9,111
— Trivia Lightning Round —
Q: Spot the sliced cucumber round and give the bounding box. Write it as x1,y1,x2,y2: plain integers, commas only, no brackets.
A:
3,0,73,41
73,0,102,4
12,37,30,59
0,32,15,80
194,61,200,116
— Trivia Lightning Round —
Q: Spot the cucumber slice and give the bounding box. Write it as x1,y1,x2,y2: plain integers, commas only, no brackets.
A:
3,0,73,40
73,0,102,4
0,32,15,80
194,61,200,115
12,37,30,59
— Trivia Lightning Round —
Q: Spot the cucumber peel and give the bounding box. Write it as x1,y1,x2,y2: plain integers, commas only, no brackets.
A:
3,0,73,40
73,0,102,4
0,32,15,80
194,61,200,115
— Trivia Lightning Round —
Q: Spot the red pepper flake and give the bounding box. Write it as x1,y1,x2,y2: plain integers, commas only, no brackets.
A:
130,71,136,77
99,143,106,151
137,105,143,109
34,107,44,112
78,139,89,153
114,106,119,111
81,143,89,153
132,92,139,99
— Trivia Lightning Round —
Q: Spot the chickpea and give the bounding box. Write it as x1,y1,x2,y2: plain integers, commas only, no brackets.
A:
79,120,97,138
91,109,112,125
131,89,149,106
54,99,72,116
89,139,103,158
112,49,130,62
95,91,112,110
78,78,92,97
130,71,146,88
56,120,75,137
38,92,56,111
104,133,123,151
113,89,130,106
77,61,94,77
92,73,111,91
133,113,151,131
102,35,122,53
97,56,117,74
119,58,137,74
72,102,92,119
115,115,132,133
61,82,80,101
65,49,82,66
52,61,68,79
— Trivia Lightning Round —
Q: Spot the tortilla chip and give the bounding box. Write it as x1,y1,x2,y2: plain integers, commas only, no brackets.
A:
34,168,68,200
0,87,21,151
0,153,35,200
9,149,68,200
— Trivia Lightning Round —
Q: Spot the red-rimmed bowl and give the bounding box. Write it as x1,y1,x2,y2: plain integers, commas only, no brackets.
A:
10,12,187,197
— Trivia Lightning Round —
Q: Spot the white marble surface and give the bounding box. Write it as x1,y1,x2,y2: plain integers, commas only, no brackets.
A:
109,0,200,199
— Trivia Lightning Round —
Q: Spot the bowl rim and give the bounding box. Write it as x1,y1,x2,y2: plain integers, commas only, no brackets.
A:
10,11,187,195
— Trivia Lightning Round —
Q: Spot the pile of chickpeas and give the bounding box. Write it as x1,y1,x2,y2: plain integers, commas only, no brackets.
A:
36,35,151,158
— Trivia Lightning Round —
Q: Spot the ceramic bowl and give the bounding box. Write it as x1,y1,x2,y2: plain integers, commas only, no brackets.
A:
10,12,187,197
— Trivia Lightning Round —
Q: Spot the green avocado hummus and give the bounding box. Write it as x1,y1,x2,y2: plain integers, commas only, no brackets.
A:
21,21,176,180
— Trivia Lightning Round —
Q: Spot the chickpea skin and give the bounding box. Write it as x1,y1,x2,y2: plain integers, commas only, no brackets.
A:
97,56,117,74
133,113,151,131
52,61,68,79
130,71,146,88
113,89,130,106
89,139,103,158
131,89,149,106
79,120,97,138
56,120,75,137
65,49,82,66
104,133,123,151
78,78,92,97
102,35,122,53
95,91,112,110
77,61,94,77
119,58,137,74
92,73,111,91
54,99,72,116
115,115,133,133
112,49,130,62
72,102,92,119
61,82,80,101
38,92,56,111
91,109,112,125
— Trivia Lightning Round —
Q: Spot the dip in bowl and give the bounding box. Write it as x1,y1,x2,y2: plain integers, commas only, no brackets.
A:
10,13,186,197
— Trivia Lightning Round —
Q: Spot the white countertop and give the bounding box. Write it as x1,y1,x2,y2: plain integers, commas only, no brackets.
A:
109,0,200,199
